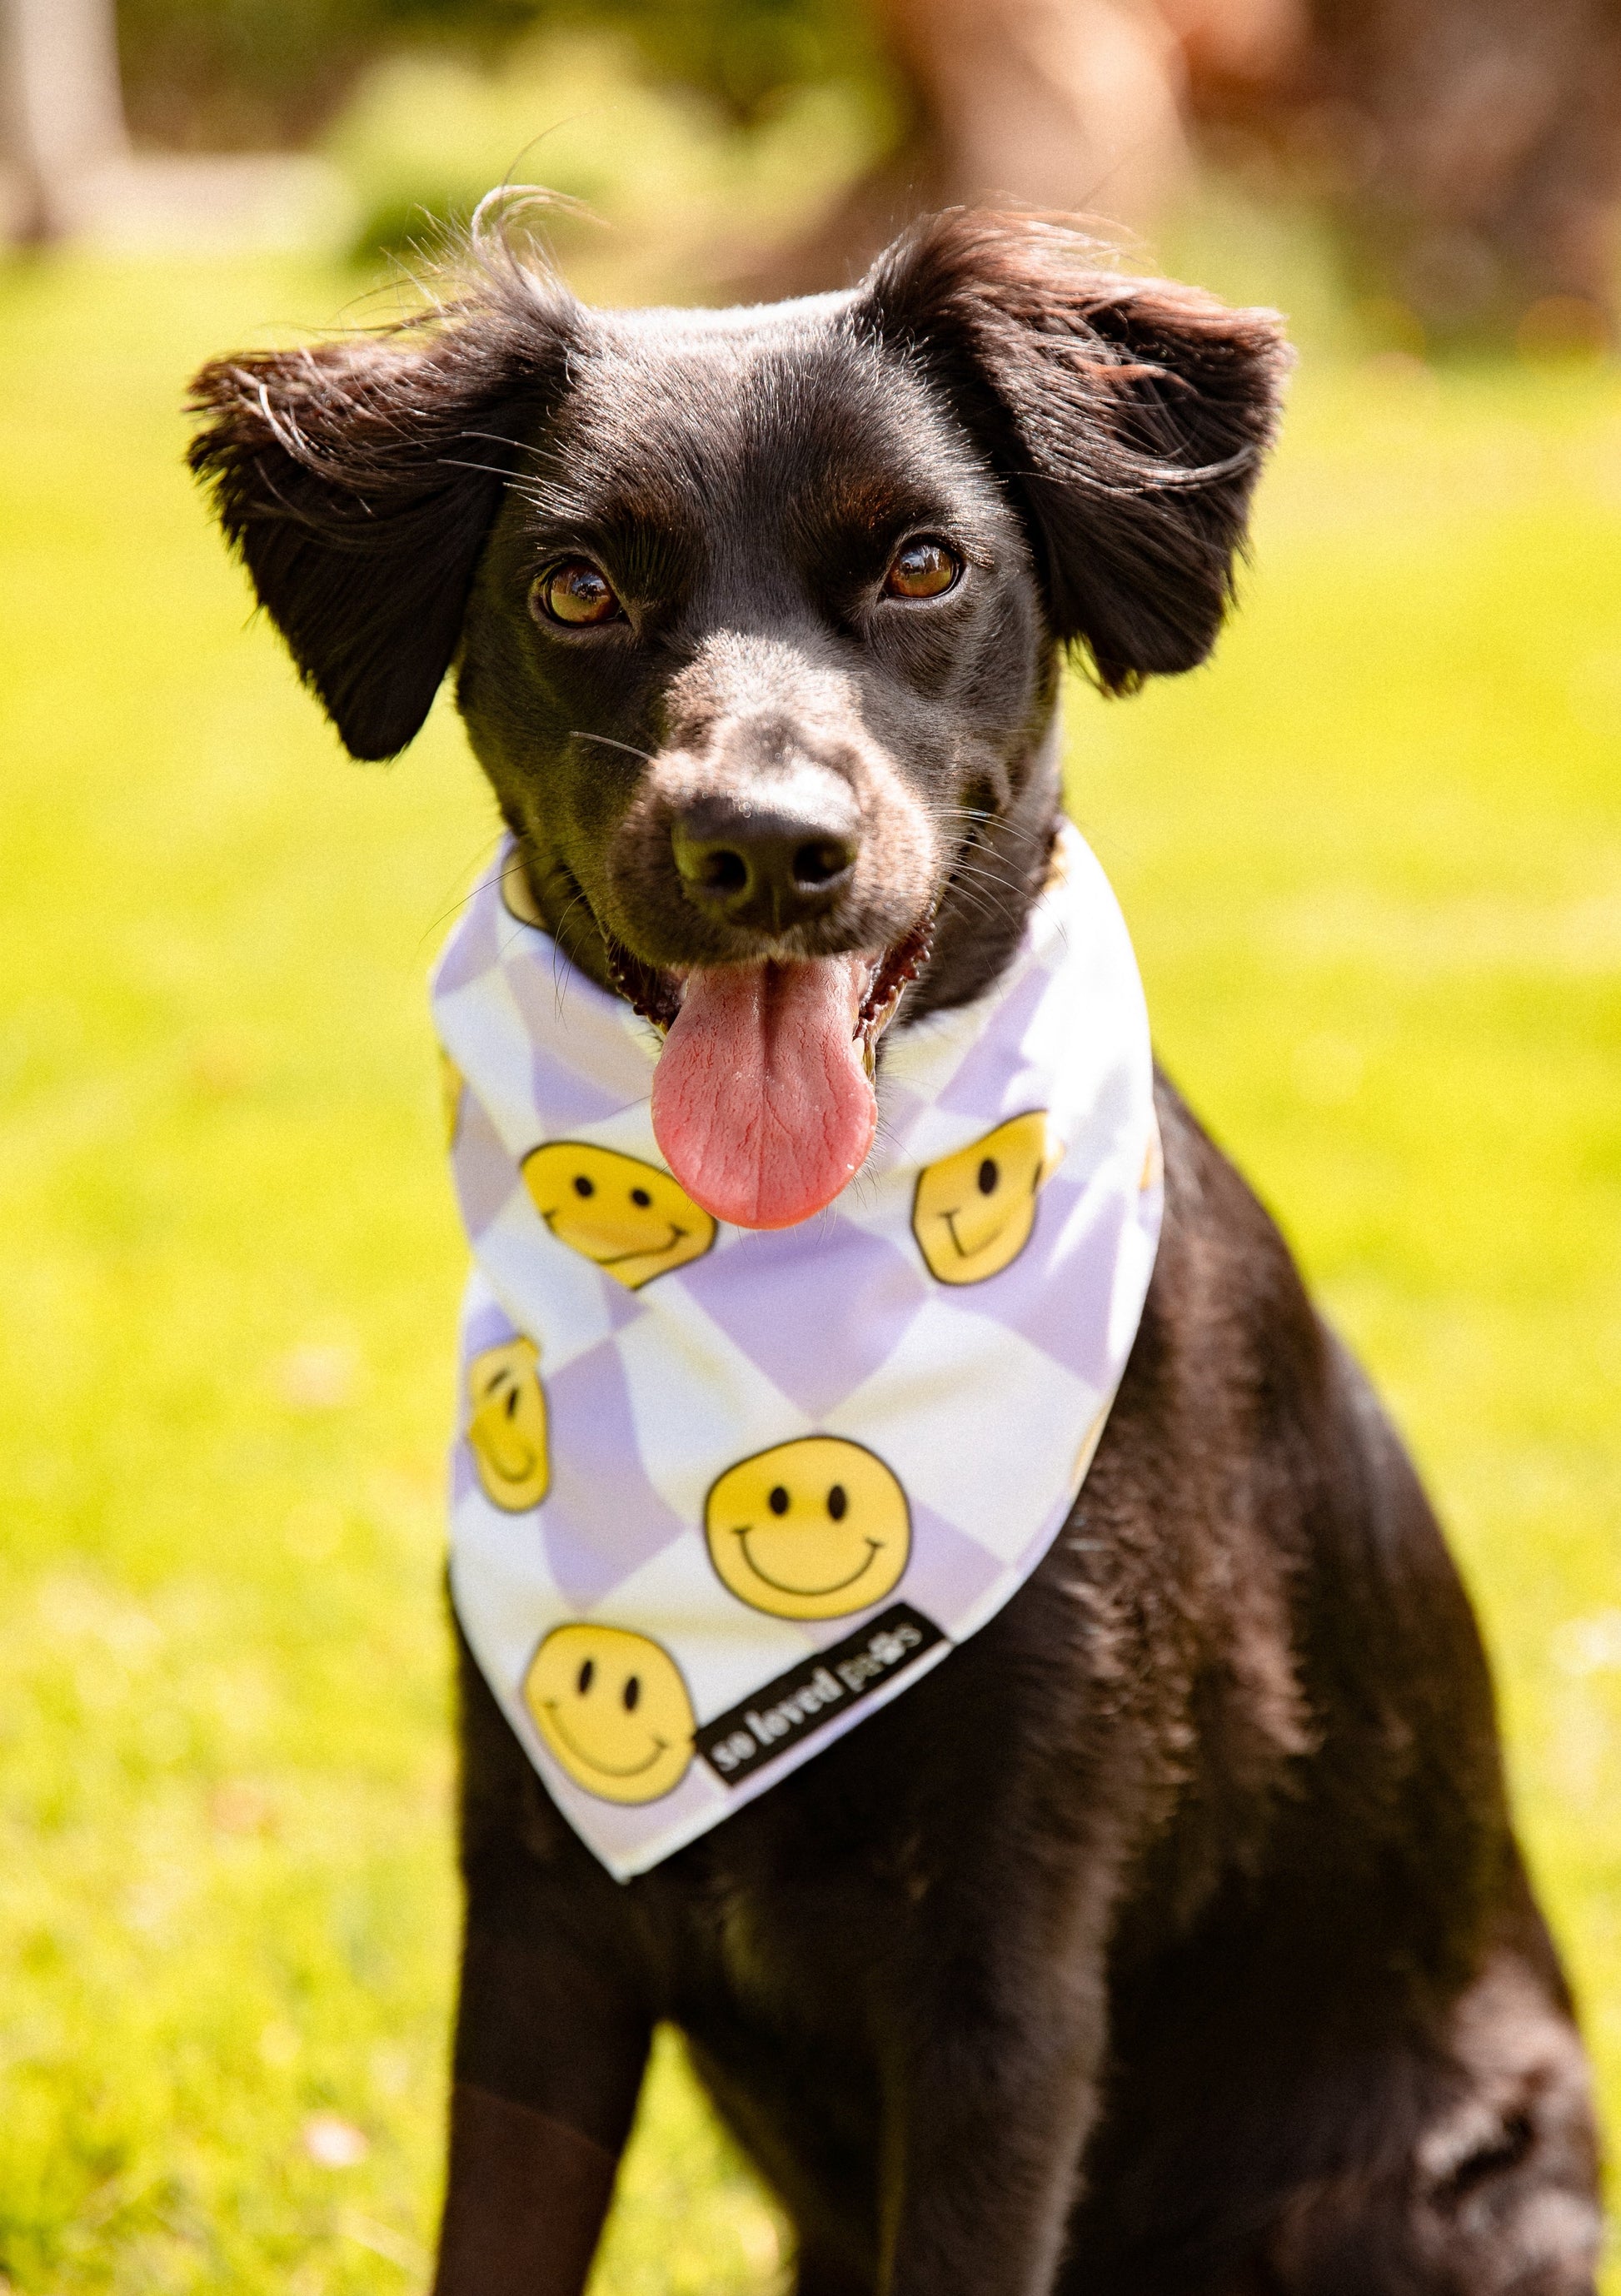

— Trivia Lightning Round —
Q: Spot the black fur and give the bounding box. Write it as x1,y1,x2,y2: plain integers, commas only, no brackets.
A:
189,264,577,760
189,204,1602,2296
861,213,1284,690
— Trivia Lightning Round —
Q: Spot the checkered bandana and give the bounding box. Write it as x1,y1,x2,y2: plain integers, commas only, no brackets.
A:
432,819,1162,1879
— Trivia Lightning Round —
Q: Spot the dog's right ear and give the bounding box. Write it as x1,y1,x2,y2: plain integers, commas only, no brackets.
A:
187,283,576,761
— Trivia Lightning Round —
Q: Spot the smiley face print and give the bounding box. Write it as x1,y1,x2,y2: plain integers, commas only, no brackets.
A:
706,1437,910,1621
522,1142,716,1289
466,1337,550,1512
439,1048,464,1148
911,1111,1064,1285
523,1625,695,1803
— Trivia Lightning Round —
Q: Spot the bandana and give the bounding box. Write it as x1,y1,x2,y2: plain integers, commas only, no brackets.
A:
432,819,1161,1880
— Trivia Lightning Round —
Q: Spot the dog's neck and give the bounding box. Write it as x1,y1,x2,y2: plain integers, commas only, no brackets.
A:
505,716,1065,1037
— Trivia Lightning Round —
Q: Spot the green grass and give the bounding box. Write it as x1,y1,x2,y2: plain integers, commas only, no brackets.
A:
0,251,1616,2290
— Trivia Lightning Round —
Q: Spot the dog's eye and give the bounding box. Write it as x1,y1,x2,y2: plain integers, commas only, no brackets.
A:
884,539,961,600
532,560,623,628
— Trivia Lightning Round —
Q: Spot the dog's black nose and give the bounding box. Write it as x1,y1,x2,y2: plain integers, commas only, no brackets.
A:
671,784,859,934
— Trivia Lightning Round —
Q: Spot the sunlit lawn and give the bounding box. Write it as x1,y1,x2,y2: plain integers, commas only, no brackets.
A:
0,251,1616,2291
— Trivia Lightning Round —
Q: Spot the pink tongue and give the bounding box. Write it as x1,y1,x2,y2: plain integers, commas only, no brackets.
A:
651,958,875,1229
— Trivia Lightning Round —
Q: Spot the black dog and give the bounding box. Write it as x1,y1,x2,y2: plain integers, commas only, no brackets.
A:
190,207,1602,2294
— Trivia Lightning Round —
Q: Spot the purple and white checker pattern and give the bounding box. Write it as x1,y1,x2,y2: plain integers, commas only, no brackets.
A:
433,820,1162,1880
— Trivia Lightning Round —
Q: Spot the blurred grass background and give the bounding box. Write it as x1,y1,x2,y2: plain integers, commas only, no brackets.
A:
1,54,1619,2294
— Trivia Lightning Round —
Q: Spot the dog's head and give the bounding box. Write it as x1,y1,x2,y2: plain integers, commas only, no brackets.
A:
189,205,1287,1229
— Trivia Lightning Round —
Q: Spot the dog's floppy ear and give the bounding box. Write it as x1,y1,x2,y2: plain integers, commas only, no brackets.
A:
857,210,1291,692
187,273,577,760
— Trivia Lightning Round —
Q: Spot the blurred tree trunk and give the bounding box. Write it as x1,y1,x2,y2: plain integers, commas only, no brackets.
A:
743,0,1617,340
748,0,1196,295
880,0,1190,231
0,0,127,242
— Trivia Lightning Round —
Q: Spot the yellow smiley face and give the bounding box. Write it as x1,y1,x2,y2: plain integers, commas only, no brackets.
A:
705,1437,910,1621
522,1142,716,1289
523,1625,695,1803
440,1048,464,1148
466,1337,550,1512
911,1111,1064,1285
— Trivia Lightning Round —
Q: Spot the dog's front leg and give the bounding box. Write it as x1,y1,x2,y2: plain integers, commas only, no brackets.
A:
874,1877,1111,2296
431,1888,652,2296
434,1638,652,2296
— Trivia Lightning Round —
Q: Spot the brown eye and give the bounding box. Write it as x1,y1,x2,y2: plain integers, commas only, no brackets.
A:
884,538,961,600
532,560,622,628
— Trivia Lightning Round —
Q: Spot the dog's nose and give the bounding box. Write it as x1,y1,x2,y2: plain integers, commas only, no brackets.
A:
671,784,859,934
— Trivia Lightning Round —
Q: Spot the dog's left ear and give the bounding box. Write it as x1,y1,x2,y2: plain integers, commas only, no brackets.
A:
857,210,1291,692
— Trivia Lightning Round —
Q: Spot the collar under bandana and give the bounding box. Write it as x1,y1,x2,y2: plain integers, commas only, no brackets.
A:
432,819,1162,1880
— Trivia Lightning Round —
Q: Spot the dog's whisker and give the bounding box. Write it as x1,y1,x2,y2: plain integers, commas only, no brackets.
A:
546,886,596,1019
947,865,1023,901
415,831,510,960
938,864,1025,929
569,730,656,765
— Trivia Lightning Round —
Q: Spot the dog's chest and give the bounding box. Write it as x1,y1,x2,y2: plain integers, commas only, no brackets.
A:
632,1567,1104,2004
